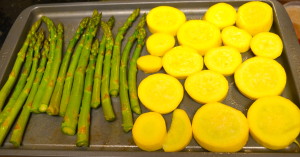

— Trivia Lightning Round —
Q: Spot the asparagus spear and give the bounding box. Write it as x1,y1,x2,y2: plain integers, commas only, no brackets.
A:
128,28,146,115
9,34,48,147
59,33,87,116
0,19,41,111
62,11,101,135
47,17,89,115
0,30,45,124
109,8,140,96
101,21,115,121
119,33,136,132
91,16,115,109
119,14,146,132
38,23,64,113
0,36,35,125
76,39,98,147
60,16,96,117
31,16,57,113
0,29,42,145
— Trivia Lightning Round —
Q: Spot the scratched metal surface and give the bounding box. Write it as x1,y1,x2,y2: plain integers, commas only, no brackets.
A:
0,0,299,156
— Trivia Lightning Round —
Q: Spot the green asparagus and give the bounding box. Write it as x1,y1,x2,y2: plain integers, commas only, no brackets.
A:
10,34,48,147
0,35,38,125
76,39,98,147
0,29,42,145
101,21,115,121
0,30,44,124
47,17,89,115
109,8,140,96
62,11,101,135
119,33,136,132
0,19,41,111
60,16,96,117
39,23,64,112
119,14,146,132
91,16,115,109
59,33,87,116
31,16,57,113
128,28,146,115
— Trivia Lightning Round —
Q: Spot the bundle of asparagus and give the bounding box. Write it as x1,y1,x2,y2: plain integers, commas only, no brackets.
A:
0,8,146,147
10,38,50,147
91,17,115,109
0,19,42,113
47,17,90,116
62,10,102,136
0,30,43,145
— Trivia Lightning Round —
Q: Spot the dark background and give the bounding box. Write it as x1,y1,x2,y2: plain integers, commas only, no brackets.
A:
0,0,103,49
0,0,296,50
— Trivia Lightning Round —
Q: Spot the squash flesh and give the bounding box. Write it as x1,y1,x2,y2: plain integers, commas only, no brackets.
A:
192,102,249,152
138,73,184,114
247,96,300,150
163,109,192,152
132,112,167,151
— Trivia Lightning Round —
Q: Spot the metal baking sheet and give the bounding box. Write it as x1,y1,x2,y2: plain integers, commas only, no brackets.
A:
0,0,299,156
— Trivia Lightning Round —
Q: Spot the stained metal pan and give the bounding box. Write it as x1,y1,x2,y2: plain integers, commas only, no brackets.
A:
0,0,299,156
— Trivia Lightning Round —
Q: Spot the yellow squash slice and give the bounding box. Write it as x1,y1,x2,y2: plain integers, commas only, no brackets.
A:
234,56,286,100
163,109,192,152
247,96,300,150
204,46,242,76
184,70,228,104
250,32,283,59
162,46,203,79
203,3,237,29
138,73,184,114
137,55,162,73
177,20,222,56
146,33,175,56
146,6,186,36
132,112,167,151
192,102,249,152
221,26,252,53
236,1,273,35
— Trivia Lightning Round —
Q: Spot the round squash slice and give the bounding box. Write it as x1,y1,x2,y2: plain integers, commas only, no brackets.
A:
203,3,237,29
146,6,186,36
184,70,228,104
250,32,283,59
236,1,273,36
177,20,222,56
204,46,242,76
146,33,175,56
162,46,203,79
221,26,252,53
137,55,162,73
138,73,184,114
163,109,192,152
192,102,249,152
247,96,300,150
234,56,286,100
132,112,167,151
